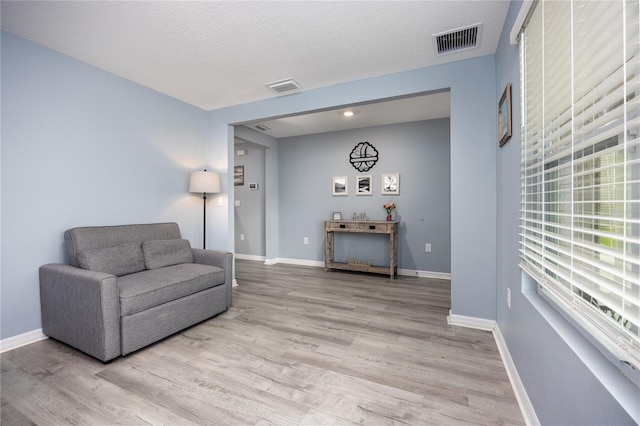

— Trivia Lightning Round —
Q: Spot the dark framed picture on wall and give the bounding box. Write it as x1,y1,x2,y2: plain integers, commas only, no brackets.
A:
498,83,512,147
356,175,372,195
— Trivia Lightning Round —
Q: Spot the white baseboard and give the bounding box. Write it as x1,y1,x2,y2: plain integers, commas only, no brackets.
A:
0,328,48,353
494,326,540,426
447,310,497,331
448,311,538,426
270,258,325,268
398,268,451,280
235,253,266,262
260,258,450,279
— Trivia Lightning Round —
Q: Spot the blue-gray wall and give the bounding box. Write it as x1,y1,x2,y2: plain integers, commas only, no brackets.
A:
0,32,214,339
233,126,280,261
234,141,266,257
277,119,450,273
495,2,636,424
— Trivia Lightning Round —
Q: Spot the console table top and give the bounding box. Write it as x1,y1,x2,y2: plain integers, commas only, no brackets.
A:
324,220,398,224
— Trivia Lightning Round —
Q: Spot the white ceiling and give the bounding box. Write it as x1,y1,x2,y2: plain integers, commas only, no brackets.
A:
249,91,451,138
1,1,509,137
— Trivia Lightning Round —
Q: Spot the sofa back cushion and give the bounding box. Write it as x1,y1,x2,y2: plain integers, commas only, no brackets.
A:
77,242,146,276
142,239,194,270
65,223,182,267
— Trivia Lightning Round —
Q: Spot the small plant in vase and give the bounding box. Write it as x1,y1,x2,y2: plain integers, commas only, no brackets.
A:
383,201,396,221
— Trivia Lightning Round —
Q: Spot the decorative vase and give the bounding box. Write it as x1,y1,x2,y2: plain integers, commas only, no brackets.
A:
386,214,393,221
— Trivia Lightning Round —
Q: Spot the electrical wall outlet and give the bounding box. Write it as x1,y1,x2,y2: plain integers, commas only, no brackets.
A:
304,237,309,245
240,234,245,241
425,243,432,252
507,288,511,309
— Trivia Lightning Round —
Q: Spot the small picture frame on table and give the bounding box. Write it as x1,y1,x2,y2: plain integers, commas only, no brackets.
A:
333,212,342,220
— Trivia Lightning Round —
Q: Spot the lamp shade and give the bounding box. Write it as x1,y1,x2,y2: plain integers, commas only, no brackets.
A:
189,170,221,194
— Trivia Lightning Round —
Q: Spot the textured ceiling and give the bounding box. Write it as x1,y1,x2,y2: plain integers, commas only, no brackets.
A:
1,1,509,114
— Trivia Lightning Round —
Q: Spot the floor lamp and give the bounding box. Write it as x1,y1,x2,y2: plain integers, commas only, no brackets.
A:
189,170,221,249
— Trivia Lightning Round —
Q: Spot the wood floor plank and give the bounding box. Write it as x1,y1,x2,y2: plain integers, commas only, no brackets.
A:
1,397,36,426
1,260,524,425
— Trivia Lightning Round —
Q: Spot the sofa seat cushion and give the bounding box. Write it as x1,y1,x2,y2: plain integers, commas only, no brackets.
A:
119,263,225,316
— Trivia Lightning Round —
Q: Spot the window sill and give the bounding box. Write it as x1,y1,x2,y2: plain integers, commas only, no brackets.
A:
521,272,639,423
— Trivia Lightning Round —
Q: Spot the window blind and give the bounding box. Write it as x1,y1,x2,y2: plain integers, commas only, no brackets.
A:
520,0,640,369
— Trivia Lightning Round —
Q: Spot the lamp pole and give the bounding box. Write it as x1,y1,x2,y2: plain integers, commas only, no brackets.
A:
202,192,207,249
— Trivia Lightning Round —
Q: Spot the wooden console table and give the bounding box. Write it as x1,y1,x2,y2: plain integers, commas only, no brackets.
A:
324,220,398,279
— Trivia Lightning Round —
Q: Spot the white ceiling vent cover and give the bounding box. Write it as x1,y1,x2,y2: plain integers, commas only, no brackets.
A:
266,78,301,93
433,23,482,55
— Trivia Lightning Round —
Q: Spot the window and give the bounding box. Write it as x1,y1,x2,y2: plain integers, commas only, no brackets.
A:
518,0,639,369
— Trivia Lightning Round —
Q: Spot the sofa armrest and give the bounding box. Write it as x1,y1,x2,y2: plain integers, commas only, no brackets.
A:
39,264,121,362
192,248,233,307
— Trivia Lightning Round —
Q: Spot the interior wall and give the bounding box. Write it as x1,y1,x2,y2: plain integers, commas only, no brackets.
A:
277,119,451,273
234,141,266,257
210,54,497,320
1,32,210,339
233,127,279,261
494,2,636,424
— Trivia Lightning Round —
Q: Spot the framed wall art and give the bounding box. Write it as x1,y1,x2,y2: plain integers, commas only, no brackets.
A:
234,165,244,186
332,176,348,196
381,173,399,195
350,142,379,172
356,175,372,195
498,83,512,147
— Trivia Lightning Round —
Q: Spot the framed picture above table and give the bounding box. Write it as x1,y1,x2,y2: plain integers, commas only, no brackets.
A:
381,173,399,195
356,175,372,195
332,176,347,196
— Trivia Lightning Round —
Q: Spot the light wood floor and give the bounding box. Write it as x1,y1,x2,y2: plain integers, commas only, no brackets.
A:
1,260,524,425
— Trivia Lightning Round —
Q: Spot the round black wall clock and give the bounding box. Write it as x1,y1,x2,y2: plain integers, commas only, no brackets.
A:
349,142,379,172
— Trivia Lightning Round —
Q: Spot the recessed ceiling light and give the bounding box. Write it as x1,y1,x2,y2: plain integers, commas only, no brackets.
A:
343,111,355,117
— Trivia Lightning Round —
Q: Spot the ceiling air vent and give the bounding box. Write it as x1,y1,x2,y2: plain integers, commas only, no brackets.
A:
255,124,271,131
433,23,482,55
265,78,301,93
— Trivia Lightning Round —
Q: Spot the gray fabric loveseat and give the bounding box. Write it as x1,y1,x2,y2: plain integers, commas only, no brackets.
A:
39,222,232,362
